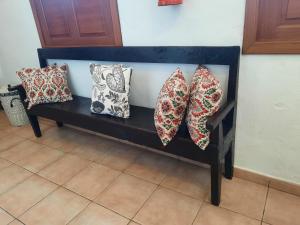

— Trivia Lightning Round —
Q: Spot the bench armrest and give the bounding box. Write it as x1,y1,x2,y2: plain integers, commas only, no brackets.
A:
207,101,235,131
8,84,27,103
8,84,23,92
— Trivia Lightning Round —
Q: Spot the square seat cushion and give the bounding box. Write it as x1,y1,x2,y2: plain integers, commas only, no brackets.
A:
17,65,72,109
186,66,223,150
154,68,189,146
90,64,132,118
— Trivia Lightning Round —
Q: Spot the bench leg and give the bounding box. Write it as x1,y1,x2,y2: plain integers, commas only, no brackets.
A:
29,115,41,138
211,160,222,206
225,143,234,179
56,121,64,127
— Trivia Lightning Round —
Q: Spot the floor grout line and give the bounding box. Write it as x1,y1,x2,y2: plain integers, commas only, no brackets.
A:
15,186,61,221
0,138,27,155
130,182,160,223
1,122,291,225
65,201,93,225
0,206,19,222
2,163,258,224
1,150,265,224
219,205,262,223
9,218,25,225
0,169,35,199
261,181,270,224
191,201,205,225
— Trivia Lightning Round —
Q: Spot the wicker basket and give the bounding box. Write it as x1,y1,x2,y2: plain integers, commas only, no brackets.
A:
0,86,29,127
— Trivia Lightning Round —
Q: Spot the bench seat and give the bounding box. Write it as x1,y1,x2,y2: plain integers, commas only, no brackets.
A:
29,95,221,163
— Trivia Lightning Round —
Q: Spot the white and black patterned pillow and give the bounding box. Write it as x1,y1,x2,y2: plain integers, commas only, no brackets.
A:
90,64,132,118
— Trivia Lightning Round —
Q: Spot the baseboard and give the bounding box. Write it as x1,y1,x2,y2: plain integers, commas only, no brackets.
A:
234,167,300,197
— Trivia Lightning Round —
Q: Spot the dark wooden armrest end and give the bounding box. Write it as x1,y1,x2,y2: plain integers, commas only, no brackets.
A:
207,101,235,131
8,84,27,103
8,84,23,92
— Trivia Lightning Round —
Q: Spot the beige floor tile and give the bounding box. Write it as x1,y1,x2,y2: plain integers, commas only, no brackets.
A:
38,154,90,185
0,208,14,225
161,162,210,200
0,116,9,123
194,203,261,225
134,187,201,225
0,175,57,217
19,188,90,225
64,163,120,200
0,159,12,171
32,127,82,153
0,140,45,163
0,118,10,127
0,125,22,135
0,165,32,194
125,152,178,184
8,220,24,225
68,203,129,225
96,143,141,171
216,177,268,220
0,130,10,139
263,188,300,225
0,120,10,127
70,142,109,162
15,123,51,139
0,125,9,133
96,173,157,219
0,136,24,152
16,147,64,173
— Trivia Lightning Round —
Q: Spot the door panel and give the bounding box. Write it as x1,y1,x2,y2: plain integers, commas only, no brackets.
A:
287,0,300,19
243,0,300,53
40,0,70,38
73,0,107,36
30,0,122,47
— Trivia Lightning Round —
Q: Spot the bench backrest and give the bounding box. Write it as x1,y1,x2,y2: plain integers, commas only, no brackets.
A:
38,46,240,102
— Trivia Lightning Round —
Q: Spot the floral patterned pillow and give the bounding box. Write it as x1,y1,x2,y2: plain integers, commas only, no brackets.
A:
90,64,132,118
186,66,223,150
17,65,72,109
154,68,189,146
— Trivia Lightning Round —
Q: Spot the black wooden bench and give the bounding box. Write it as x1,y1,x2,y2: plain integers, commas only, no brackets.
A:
11,46,240,206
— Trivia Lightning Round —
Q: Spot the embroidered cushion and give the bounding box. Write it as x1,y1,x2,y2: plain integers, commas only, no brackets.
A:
17,65,72,109
90,64,132,118
186,66,223,150
154,68,189,146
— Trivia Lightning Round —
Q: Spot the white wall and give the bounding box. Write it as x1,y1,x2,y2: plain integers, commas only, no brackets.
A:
0,65,3,85
0,0,299,184
118,0,300,184
0,0,41,86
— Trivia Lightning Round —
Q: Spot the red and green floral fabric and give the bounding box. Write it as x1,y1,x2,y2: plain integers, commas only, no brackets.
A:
17,65,72,109
186,66,223,150
154,68,189,146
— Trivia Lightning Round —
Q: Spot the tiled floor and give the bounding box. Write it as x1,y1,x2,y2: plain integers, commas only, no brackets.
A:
0,112,300,225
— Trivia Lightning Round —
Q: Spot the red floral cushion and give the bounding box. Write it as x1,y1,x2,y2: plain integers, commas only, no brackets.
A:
17,65,72,109
186,66,223,150
154,68,189,146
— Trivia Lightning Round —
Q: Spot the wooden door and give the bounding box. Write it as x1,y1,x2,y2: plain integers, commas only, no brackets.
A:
30,0,122,47
243,0,300,54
